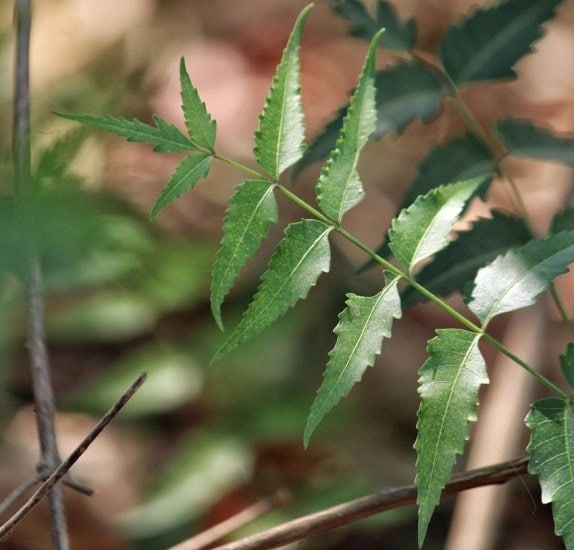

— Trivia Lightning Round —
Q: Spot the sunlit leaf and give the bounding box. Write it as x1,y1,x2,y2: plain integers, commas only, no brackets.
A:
388,177,484,274
179,57,216,151
415,329,487,547
211,180,278,330
150,153,212,219
439,0,563,85
304,272,401,446
496,118,574,166
467,230,574,326
55,112,197,153
316,30,381,222
526,398,574,548
254,5,311,179
212,219,332,361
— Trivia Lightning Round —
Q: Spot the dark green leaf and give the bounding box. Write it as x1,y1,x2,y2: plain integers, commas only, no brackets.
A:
211,180,278,330
402,212,531,307
150,153,212,219
316,30,381,222
551,208,574,234
212,219,332,362
496,118,574,166
526,398,574,548
55,112,197,153
389,177,485,275
560,343,574,390
179,57,216,151
304,272,402,446
440,0,563,85
467,230,574,326
254,5,311,179
415,329,487,547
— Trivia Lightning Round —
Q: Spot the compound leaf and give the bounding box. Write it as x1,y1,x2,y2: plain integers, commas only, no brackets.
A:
496,118,574,166
439,0,563,86
526,398,574,548
254,4,311,179
402,212,531,307
467,230,574,326
55,112,197,153
211,180,278,331
388,177,484,275
212,219,332,362
179,57,216,151
150,153,212,219
304,272,402,447
415,329,487,548
560,343,574,390
316,29,381,222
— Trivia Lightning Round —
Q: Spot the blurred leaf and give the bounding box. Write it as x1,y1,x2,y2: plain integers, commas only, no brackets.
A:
496,118,574,166
316,30,381,222
35,127,90,182
526,398,574,548
254,5,311,179
439,0,563,85
389,178,484,274
211,180,278,331
559,342,574,390
467,230,574,326
551,208,574,234
415,329,487,547
402,212,531,307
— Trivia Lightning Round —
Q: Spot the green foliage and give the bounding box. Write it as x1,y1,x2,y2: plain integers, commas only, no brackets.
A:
63,2,574,547
526,398,574,547
415,329,487,547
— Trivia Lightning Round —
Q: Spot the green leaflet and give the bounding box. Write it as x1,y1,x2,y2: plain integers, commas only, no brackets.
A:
304,272,402,447
150,153,212,219
467,230,574,327
211,180,278,331
415,329,487,548
388,177,484,275
253,4,311,179
212,219,332,362
55,112,197,153
560,343,574,390
179,58,216,152
401,212,531,308
329,0,415,52
496,118,574,166
551,208,574,234
526,398,574,548
439,0,563,86
316,30,381,222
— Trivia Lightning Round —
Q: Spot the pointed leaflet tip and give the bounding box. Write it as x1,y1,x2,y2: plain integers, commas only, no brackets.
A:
253,4,314,179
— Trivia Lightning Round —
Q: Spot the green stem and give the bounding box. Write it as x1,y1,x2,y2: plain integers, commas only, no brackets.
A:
215,154,266,179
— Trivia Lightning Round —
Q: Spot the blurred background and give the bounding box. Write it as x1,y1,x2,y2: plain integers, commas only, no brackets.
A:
0,0,573,548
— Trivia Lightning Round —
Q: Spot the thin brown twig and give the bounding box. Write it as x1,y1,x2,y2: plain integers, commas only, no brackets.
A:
215,456,530,550
0,371,147,541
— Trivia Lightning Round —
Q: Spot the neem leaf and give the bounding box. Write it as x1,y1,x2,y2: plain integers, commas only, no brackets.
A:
439,0,563,86
212,219,332,362
211,180,278,330
560,343,574,390
415,329,487,548
150,153,212,219
254,4,311,179
55,112,197,153
179,57,216,151
551,208,574,234
304,272,401,447
388,177,484,275
316,29,381,222
402,212,531,308
526,398,574,548
467,230,574,326
496,118,574,166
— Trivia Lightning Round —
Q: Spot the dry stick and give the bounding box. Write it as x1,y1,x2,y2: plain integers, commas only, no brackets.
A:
0,371,147,541
13,0,69,548
215,456,529,550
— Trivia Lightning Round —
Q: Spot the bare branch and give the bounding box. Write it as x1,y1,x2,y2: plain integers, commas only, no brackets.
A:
0,372,147,541
215,456,529,549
